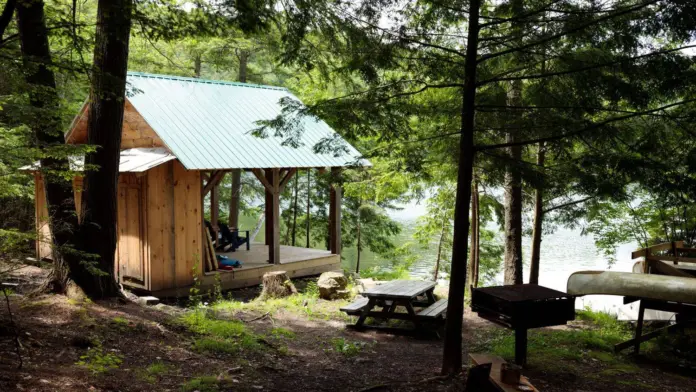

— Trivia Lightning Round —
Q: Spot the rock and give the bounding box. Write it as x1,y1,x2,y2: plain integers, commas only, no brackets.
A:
355,278,378,293
317,271,349,300
136,296,160,306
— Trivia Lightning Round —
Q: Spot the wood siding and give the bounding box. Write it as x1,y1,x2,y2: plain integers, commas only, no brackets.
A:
66,99,165,148
146,162,175,291
173,161,202,287
116,174,147,288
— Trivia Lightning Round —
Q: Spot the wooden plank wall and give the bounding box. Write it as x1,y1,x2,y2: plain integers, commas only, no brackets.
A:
116,173,147,288
173,161,202,287
146,162,175,291
65,100,165,148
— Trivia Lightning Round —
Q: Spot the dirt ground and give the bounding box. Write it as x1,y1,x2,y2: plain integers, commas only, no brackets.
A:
0,265,694,392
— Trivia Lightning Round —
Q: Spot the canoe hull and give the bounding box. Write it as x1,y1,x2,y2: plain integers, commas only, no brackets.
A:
567,270,696,304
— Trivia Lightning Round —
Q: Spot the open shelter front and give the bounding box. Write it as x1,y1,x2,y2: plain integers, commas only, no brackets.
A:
30,72,368,296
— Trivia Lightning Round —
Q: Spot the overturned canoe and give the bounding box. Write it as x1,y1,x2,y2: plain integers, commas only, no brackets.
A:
567,270,696,304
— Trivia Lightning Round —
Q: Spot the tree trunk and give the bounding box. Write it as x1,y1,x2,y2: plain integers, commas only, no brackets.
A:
468,179,480,289
237,49,249,82
355,201,362,274
194,53,202,78
16,0,79,294
441,0,480,375
306,169,311,248
529,142,546,284
291,171,299,246
77,0,133,298
503,0,524,286
228,169,241,229
0,0,15,38
259,271,297,300
434,218,446,281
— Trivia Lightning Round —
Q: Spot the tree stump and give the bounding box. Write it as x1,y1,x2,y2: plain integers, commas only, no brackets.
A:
259,271,297,300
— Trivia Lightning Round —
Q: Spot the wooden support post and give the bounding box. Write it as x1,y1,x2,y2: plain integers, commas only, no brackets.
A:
210,178,220,244
329,167,342,255
252,168,282,265
515,327,528,367
269,168,281,265
264,169,273,247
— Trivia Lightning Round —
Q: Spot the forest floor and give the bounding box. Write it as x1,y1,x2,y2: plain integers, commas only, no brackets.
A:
1,264,695,392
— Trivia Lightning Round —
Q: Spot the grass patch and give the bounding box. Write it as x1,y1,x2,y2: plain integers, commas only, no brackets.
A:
138,361,170,383
75,345,123,374
210,292,351,321
179,309,262,355
181,376,220,392
473,309,634,371
329,337,366,357
269,327,296,340
360,266,410,281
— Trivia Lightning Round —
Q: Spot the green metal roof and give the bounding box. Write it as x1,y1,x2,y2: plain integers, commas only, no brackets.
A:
126,72,368,170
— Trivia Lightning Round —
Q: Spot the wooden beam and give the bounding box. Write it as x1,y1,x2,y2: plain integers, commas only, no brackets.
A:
279,168,297,192
632,241,684,259
251,168,274,193
329,167,342,255
202,170,225,196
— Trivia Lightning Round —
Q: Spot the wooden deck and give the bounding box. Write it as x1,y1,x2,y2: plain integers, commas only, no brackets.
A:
151,244,341,297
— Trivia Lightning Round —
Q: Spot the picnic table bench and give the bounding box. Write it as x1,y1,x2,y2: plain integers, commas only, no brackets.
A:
340,280,447,335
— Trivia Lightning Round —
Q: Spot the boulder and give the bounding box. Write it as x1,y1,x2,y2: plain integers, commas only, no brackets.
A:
317,271,349,300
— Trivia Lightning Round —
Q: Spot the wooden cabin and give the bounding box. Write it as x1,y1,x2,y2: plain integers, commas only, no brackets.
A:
31,72,368,296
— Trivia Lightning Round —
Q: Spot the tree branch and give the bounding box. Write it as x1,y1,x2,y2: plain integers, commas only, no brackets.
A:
476,99,696,151
478,45,696,86
543,196,595,214
478,0,659,63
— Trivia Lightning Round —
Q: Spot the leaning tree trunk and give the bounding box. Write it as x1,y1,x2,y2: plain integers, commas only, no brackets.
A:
76,0,133,298
503,0,524,286
441,0,480,375
529,142,546,284
16,0,80,293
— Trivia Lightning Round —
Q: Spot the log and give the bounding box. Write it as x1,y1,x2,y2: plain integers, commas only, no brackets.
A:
259,271,297,300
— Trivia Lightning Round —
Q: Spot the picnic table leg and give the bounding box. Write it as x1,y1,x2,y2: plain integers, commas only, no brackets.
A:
515,327,527,367
404,302,421,330
426,289,436,305
355,298,376,328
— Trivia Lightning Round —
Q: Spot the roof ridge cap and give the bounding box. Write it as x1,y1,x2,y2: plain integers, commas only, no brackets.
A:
127,71,288,92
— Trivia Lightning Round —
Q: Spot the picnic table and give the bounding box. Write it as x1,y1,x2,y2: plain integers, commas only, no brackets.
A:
340,280,448,334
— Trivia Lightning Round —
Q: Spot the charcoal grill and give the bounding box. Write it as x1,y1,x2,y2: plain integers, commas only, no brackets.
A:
471,284,575,366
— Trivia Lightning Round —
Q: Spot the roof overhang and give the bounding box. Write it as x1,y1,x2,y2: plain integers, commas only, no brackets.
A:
20,148,176,173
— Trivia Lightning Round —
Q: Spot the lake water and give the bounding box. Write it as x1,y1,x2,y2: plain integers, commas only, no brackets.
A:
341,214,639,315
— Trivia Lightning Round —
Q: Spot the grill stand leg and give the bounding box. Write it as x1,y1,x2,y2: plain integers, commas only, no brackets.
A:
515,327,527,367
634,301,645,355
